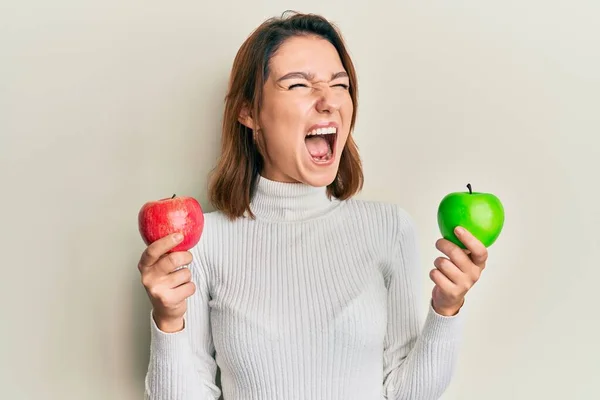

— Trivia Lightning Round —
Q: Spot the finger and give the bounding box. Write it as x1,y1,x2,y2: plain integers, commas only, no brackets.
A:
139,233,183,270
155,251,193,276
172,281,196,300
429,268,456,291
167,266,192,288
434,257,464,285
454,227,488,268
435,238,473,274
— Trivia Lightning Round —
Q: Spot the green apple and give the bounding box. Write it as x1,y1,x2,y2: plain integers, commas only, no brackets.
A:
437,183,505,249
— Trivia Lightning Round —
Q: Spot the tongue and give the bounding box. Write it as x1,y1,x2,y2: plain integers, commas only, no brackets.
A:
305,136,329,157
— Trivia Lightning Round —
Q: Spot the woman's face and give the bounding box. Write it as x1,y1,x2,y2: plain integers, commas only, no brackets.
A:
242,35,354,186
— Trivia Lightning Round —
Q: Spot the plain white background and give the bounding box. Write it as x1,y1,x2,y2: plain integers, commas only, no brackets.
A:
2,1,599,399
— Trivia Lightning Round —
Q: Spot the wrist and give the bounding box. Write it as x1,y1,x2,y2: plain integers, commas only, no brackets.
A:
432,298,464,317
153,313,185,333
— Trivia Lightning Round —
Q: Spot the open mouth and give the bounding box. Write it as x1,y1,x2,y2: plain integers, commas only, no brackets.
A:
304,126,337,163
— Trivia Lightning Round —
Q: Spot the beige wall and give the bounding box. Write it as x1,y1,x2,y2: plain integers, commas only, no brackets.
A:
2,1,598,399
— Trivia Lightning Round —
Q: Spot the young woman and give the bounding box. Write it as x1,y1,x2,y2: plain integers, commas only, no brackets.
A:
139,11,489,400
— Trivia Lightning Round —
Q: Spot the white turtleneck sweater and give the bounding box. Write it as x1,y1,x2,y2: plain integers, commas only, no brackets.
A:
144,176,464,400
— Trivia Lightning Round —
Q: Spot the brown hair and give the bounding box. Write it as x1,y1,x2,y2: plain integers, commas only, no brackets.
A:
208,11,364,220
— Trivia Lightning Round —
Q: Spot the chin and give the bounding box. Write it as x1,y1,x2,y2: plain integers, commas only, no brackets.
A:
300,170,338,187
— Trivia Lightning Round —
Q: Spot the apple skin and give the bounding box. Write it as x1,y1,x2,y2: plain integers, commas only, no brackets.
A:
437,184,505,249
138,194,204,253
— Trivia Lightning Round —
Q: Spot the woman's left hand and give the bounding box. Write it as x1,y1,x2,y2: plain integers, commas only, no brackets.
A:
430,226,489,316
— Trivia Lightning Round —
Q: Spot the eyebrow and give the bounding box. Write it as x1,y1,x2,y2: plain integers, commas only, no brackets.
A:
276,71,348,82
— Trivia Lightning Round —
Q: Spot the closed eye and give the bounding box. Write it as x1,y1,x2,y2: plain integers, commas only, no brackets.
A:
288,83,309,89
289,83,349,90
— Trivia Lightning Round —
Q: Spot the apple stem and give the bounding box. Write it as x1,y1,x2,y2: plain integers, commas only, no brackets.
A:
467,183,472,194
171,194,176,199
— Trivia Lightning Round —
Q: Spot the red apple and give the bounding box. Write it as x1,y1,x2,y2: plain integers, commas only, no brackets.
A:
138,194,204,253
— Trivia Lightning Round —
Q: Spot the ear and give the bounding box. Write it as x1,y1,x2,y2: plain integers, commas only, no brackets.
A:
238,104,258,131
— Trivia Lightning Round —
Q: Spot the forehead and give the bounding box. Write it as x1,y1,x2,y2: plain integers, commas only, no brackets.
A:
268,35,345,78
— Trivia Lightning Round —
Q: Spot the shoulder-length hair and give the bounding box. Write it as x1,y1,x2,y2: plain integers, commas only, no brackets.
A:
208,11,363,220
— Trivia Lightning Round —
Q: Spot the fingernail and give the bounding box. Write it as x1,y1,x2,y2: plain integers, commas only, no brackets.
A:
173,233,183,242
455,226,465,235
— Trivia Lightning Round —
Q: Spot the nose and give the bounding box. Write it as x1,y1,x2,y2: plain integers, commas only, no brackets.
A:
314,85,341,114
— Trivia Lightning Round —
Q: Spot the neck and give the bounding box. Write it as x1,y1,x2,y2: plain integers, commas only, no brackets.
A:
249,175,339,221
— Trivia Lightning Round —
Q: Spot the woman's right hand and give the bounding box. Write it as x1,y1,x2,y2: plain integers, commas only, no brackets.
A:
138,232,196,333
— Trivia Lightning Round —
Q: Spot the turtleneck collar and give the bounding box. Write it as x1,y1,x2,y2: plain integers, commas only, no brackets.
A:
249,175,340,221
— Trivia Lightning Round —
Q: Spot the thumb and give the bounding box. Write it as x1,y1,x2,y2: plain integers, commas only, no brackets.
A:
431,285,439,299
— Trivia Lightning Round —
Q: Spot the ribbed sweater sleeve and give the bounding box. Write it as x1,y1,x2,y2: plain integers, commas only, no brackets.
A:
382,207,464,399
144,245,221,400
